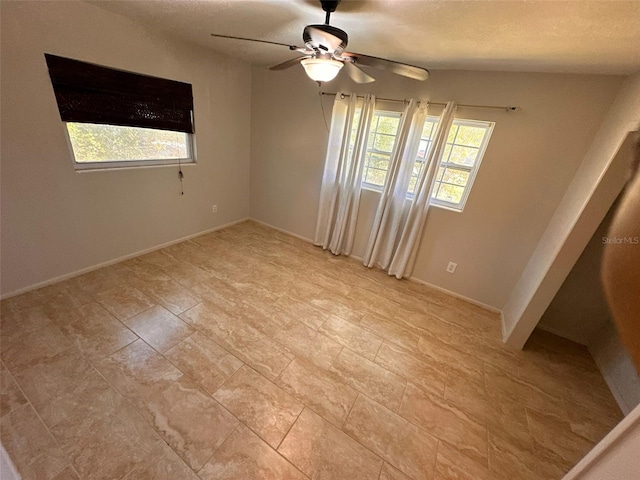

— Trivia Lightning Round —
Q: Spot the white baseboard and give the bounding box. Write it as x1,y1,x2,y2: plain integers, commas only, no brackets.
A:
248,218,314,244
0,218,249,300
407,275,502,315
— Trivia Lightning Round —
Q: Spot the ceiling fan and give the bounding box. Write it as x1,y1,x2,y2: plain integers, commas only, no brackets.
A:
210,0,429,85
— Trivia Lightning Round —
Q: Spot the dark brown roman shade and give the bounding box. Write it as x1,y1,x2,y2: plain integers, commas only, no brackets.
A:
45,54,194,134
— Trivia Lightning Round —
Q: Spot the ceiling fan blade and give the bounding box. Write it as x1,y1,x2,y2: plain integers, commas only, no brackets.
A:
343,52,429,81
269,57,310,71
307,26,344,53
210,33,302,51
345,62,375,84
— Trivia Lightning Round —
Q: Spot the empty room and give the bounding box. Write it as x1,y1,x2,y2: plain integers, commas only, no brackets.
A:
2,1,640,479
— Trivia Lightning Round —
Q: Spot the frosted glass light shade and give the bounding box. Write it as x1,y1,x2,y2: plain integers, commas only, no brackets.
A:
300,58,343,83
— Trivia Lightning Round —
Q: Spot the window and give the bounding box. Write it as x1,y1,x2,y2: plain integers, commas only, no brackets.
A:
361,111,402,188
65,123,193,170
353,109,493,212
45,54,195,170
429,119,493,210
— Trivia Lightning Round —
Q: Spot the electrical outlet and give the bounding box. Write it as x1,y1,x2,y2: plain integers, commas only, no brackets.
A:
446,261,457,273
212,205,218,213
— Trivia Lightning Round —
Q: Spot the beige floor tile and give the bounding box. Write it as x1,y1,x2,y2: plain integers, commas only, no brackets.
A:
161,261,213,288
379,462,411,480
525,408,593,471
308,291,364,324
122,442,199,480
399,383,488,466
96,339,183,415
216,322,295,381
51,467,80,479
126,305,193,353
93,284,155,321
485,395,535,453
119,259,173,285
214,365,303,448
61,303,138,361
484,363,567,420
1,322,72,374
179,301,237,341
13,348,111,428
190,276,244,310
199,424,307,479
359,314,420,352
50,388,167,480
0,362,28,416
138,249,179,269
436,440,501,480
146,376,239,470
164,331,243,395
343,395,438,480
274,321,343,369
374,342,446,398
563,397,620,444
1,403,73,480
136,278,201,315
230,276,286,304
228,299,290,337
275,295,330,330
330,348,406,411
0,304,52,344
416,332,484,378
444,366,489,424
319,315,383,360
276,357,358,427
67,268,123,296
41,289,94,327
279,408,383,480
488,430,565,480
348,286,401,318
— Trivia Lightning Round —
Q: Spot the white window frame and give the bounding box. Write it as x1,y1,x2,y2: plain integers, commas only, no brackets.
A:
357,111,494,212
361,110,403,191
63,122,197,172
428,118,494,212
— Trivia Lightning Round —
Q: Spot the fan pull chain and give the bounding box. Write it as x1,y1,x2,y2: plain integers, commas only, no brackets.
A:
178,158,184,195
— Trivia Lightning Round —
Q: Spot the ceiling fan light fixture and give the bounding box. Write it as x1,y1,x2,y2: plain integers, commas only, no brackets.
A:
300,58,343,83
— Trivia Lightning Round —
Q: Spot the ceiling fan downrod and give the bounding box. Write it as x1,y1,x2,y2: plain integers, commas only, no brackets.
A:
320,0,340,25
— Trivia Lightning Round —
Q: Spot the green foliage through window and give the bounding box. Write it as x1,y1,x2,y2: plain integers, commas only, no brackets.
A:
67,123,189,163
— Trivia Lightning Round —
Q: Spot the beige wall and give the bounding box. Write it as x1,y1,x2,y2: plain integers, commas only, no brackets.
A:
0,1,252,296
250,65,622,309
538,197,640,414
538,201,618,345
502,75,640,347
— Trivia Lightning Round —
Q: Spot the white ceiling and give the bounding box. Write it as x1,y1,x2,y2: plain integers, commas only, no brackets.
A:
90,0,640,75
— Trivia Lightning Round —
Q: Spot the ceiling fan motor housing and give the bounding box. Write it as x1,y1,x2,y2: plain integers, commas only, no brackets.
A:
303,24,348,52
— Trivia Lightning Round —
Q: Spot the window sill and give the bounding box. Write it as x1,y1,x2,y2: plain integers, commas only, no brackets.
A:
74,160,197,173
360,184,464,212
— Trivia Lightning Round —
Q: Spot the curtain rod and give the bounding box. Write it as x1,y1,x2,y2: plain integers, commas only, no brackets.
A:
320,92,518,112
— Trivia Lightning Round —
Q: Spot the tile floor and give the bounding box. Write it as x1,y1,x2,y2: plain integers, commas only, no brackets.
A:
0,220,623,480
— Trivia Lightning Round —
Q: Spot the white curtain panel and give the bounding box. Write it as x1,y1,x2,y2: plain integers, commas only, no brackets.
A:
314,93,376,255
387,100,457,278
374,101,458,279
363,99,428,269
